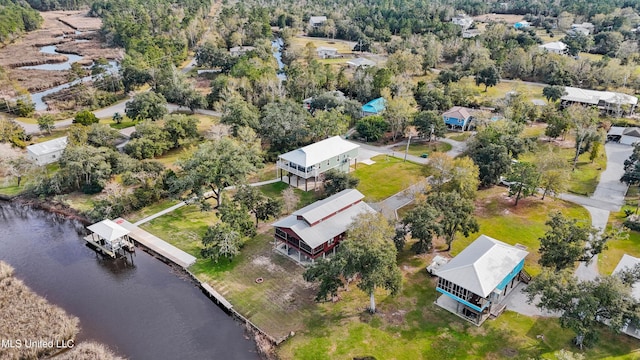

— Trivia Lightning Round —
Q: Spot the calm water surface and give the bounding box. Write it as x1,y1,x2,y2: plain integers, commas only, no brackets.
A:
0,203,258,360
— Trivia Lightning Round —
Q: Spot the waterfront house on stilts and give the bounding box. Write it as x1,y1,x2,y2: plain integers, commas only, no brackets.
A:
85,219,135,258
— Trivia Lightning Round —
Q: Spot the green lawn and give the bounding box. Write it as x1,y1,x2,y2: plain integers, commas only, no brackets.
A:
140,202,219,257
257,181,317,208
154,146,196,170
126,198,181,223
458,77,545,101
248,163,278,183
600,196,640,275
391,141,452,157
520,142,607,196
452,187,590,276
109,120,137,129
353,155,426,202
447,132,472,142
0,183,23,196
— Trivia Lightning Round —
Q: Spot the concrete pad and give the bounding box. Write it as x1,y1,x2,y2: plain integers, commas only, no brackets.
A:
360,159,375,165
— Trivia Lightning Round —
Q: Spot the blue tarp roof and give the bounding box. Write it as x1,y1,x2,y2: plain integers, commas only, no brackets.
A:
361,97,386,114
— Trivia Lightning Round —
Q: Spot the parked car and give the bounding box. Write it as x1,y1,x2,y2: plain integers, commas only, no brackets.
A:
426,255,450,275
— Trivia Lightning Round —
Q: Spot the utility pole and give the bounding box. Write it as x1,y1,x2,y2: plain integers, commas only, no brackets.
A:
404,134,412,162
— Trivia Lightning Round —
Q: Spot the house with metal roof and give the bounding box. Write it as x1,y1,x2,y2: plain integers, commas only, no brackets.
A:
308,16,327,28
276,136,359,191
539,41,567,55
434,235,529,325
452,14,473,30
229,46,256,57
346,57,376,68
361,97,386,116
26,136,68,166
272,189,375,264
561,86,638,115
442,106,474,131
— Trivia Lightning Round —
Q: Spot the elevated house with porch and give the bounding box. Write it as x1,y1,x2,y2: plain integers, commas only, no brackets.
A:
442,106,474,131
272,189,374,264
276,136,359,191
561,86,638,115
434,235,529,325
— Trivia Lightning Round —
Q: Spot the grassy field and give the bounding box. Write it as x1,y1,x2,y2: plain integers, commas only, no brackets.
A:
153,145,196,170
446,132,473,142
126,198,181,223
248,163,278,183
520,142,607,195
353,155,426,202
257,181,318,208
453,187,591,276
289,36,355,54
458,77,545,102
390,141,452,157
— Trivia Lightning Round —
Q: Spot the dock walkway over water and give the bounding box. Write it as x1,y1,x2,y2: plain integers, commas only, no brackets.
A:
115,218,196,268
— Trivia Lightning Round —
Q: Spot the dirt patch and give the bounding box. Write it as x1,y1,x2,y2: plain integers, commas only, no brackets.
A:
0,11,122,97
251,255,286,274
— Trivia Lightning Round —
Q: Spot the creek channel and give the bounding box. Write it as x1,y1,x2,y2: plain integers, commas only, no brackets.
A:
0,202,259,360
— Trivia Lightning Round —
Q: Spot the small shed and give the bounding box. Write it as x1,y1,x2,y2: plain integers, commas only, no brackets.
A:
26,136,68,166
308,16,327,28
85,219,135,258
607,126,640,145
346,58,376,68
361,97,386,116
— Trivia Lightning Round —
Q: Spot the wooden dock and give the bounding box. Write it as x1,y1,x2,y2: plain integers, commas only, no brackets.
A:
115,218,196,268
201,283,233,310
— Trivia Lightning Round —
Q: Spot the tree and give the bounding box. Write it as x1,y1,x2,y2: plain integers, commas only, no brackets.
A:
428,152,454,192
356,116,388,142
402,202,441,253
1,151,34,188
0,117,27,148
322,169,359,196
446,157,480,199
437,70,462,86
112,112,123,124
124,121,172,159
427,191,479,251
382,89,416,142
176,138,261,207
259,100,310,152
622,143,640,186
217,198,256,237
543,106,570,140
308,109,349,142
504,161,539,206
163,114,199,148
125,92,168,121
468,142,512,187
567,105,600,170
37,114,55,134
58,145,115,193
201,223,243,262
281,187,299,214
87,123,120,148
234,185,282,227
538,212,615,271
73,110,99,126
413,111,446,141
543,85,567,102
525,270,640,348
220,96,260,134
535,149,570,200
304,212,402,313
475,66,500,92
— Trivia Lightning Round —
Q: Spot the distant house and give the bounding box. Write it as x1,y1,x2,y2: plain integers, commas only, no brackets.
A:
302,90,346,110
229,46,256,57
346,57,376,68
272,189,375,264
452,14,473,30
308,16,328,28
569,22,594,36
607,126,640,145
539,41,567,55
276,136,359,191
26,136,68,166
317,46,338,59
434,235,529,325
514,21,530,29
462,29,482,38
613,254,640,339
561,86,638,115
442,106,474,131
361,97,386,116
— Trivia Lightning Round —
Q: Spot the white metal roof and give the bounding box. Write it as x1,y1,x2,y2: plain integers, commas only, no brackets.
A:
562,86,638,106
347,58,376,67
309,16,327,24
434,235,528,298
87,219,130,242
317,46,337,52
608,126,626,136
539,41,567,51
613,254,640,300
278,136,359,168
295,189,364,224
26,136,68,156
272,189,374,248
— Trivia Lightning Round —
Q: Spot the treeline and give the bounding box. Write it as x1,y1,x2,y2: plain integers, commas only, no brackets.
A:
0,0,42,44
24,0,88,11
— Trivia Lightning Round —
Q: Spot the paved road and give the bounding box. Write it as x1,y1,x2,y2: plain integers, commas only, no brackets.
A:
591,143,633,208
348,136,468,165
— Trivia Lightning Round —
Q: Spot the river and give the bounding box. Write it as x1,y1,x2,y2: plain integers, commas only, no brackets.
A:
0,203,259,360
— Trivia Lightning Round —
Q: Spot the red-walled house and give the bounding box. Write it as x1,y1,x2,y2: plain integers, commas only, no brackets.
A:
272,189,375,265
